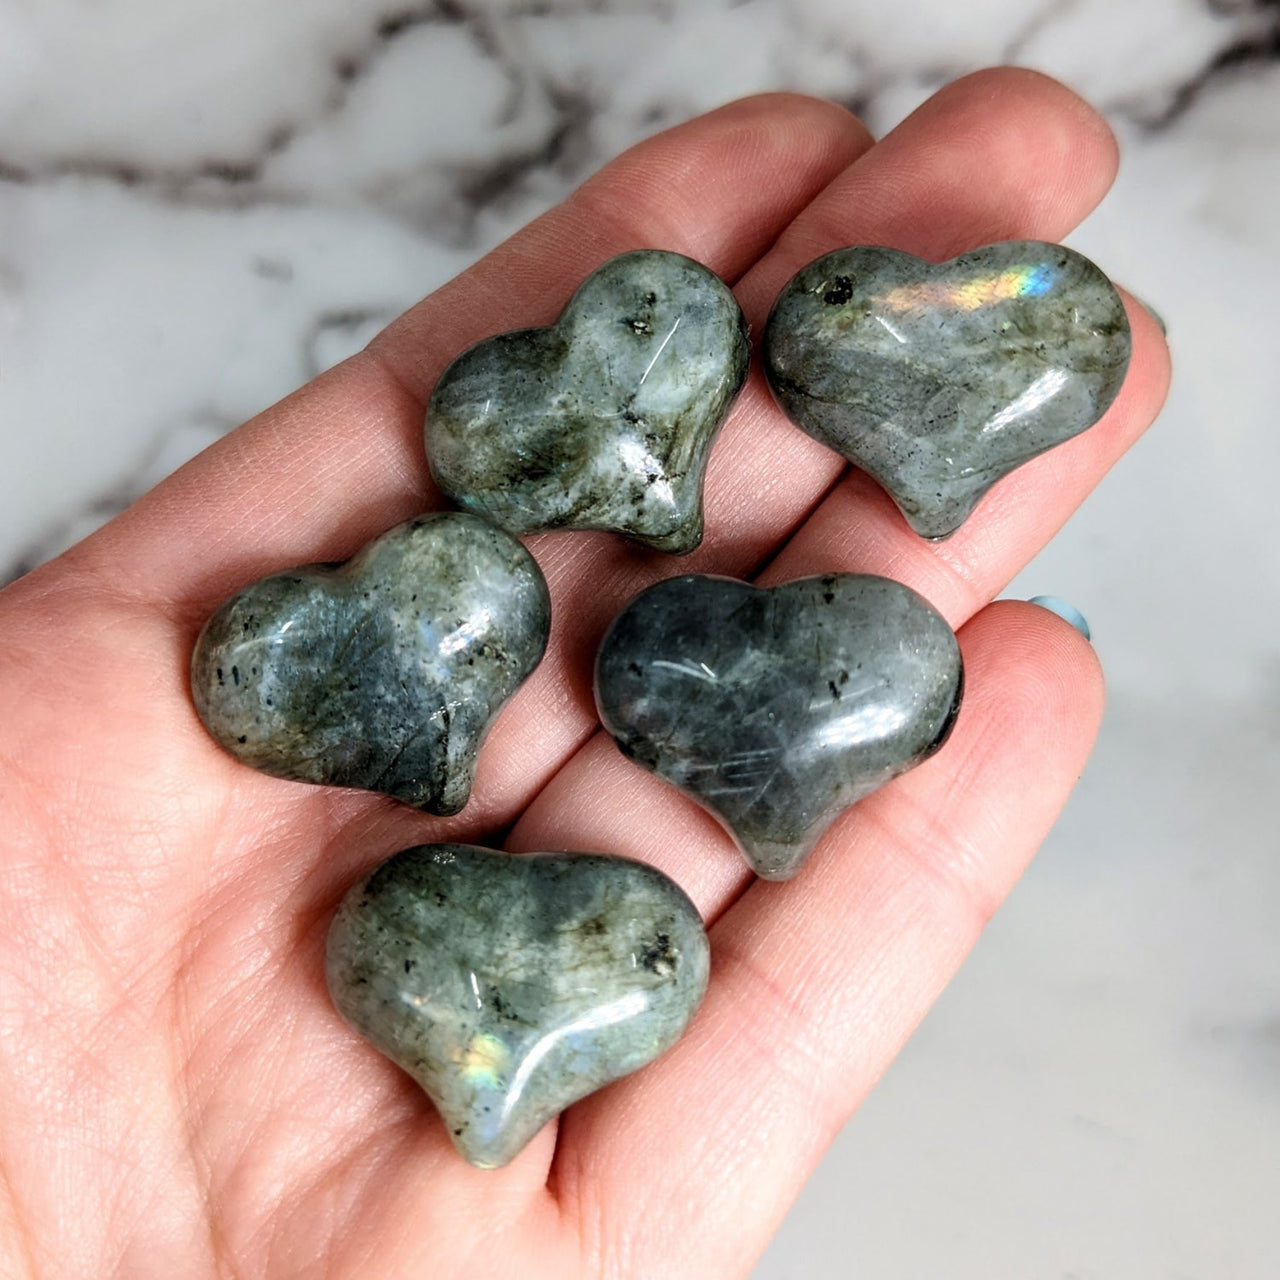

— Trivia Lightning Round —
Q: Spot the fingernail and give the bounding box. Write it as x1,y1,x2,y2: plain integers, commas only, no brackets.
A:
1027,595,1091,642
1134,295,1167,336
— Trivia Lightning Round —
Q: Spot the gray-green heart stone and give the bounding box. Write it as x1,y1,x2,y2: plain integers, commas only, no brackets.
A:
426,249,750,554
763,241,1131,539
191,513,549,814
595,573,962,880
325,843,710,1169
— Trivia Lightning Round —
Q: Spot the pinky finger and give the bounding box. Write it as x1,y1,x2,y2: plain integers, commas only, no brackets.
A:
555,601,1106,1280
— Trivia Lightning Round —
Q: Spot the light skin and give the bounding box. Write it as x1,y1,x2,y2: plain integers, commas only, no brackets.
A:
0,70,1169,1279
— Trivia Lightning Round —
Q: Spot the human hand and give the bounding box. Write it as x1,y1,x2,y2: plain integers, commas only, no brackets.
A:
0,71,1169,1279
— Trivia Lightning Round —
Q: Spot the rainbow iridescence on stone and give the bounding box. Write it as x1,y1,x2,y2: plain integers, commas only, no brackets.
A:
880,260,1056,313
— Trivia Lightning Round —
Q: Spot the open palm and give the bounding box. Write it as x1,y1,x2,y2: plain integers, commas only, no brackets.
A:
0,72,1169,1279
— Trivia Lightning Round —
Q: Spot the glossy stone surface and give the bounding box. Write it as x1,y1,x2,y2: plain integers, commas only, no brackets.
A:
595,573,963,880
326,843,710,1168
763,241,1131,539
191,513,549,814
426,249,750,554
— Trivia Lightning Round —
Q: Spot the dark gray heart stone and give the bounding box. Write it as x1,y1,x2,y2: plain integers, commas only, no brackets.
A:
191,513,550,814
426,249,749,554
326,843,710,1169
595,574,963,880
763,241,1131,539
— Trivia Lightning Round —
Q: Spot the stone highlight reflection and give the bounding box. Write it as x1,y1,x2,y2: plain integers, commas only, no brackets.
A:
595,573,963,880
325,844,710,1168
763,241,1131,539
191,513,550,814
426,249,750,554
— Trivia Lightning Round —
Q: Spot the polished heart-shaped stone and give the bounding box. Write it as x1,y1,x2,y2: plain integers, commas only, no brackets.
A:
426,249,750,554
763,241,1131,539
326,843,710,1169
191,513,550,814
595,573,963,880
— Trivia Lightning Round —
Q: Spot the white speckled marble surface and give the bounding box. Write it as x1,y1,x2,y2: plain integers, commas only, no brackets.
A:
2,2,1277,1275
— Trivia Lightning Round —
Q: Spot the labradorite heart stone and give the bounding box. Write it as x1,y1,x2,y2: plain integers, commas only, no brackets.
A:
426,249,750,554
595,574,962,880
763,241,1131,539
326,843,710,1168
191,513,550,814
